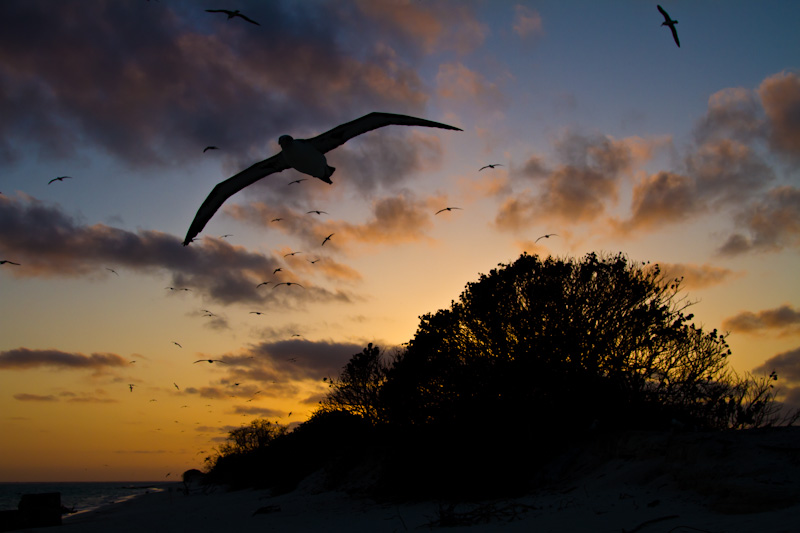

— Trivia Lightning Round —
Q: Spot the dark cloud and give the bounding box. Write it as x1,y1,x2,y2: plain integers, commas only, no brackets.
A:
0,348,128,370
199,339,366,387
693,87,765,145
753,347,800,382
0,194,358,305
627,171,696,229
0,1,435,169
13,394,58,402
723,305,800,335
718,186,800,256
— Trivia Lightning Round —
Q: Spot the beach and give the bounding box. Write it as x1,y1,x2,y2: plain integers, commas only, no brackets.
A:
19,427,800,533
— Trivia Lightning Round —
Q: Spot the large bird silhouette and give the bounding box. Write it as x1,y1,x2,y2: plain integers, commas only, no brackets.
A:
657,5,680,48
183,112,461,245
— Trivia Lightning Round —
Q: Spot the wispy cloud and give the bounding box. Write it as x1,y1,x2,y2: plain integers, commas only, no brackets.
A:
655,262,741,290
717,186,800,256
13,393,58,402
512,5,544,40
723,305,800,336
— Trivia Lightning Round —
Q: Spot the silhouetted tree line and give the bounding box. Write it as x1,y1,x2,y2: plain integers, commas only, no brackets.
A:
205,252,796,499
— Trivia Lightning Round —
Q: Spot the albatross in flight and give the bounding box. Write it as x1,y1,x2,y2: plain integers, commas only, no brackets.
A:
657,5,680,48
183,112,461,245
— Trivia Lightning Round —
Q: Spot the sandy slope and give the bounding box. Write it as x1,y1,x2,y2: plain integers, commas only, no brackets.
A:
25,427,800,533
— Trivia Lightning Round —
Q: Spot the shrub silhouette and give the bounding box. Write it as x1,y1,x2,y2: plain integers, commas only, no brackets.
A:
206,252,793,499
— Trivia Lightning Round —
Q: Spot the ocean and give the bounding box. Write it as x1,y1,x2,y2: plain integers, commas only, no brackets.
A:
0,481,177,516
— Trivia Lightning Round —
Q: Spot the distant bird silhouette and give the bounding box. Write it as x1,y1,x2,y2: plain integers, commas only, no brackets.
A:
479,164,503,171
274,282,304,289
273,268,283,274
193,359,228,364
284,251,302,257
256,281,271,288
106,268,118,275
271,218,283,223
48,176,72,184
129,384,135,392
321,233,334,246
220,234,233,238
535,233,559,243
435,207,462,215
173,342,182,348
288,179,307,185
166,287,191,291
307,210,328,215
203,146,219,153
307,258,320,264
0,260,21,265
657,5,680,47
205,9,260,25
183,112,461,244
174,383,180,390
249,311,265,315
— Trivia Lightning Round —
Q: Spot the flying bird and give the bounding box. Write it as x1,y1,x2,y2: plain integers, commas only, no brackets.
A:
220,234,233,238
657,5,680,47
321,233,334,246
307,210,328,215
307,258,320,264
183,112,461,245
435,207,462,215
288,179,307,185
203,146,219,153
273,282,304,289
256,281,271,288
48,176,72,184
173,342,182,348
273,268,283,274
249,311,265,315
106,268,119,275
535,233,559,243
271,218,283,223
129,384,135,392
193,359,229,364
0,260,21,265
174,383,180,390
479,164,503,171
284,251,302,257
205,9,260,25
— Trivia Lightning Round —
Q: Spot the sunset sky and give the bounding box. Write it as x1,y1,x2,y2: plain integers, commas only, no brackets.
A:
1,0,799,482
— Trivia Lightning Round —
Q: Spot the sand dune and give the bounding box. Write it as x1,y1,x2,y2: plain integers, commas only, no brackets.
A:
28,427,800,533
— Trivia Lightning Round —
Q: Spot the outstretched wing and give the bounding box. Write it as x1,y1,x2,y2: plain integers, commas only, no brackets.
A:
236,13,260,25
183,153,289,245
306,112,461,154
657,5,670,22
669,25,680,47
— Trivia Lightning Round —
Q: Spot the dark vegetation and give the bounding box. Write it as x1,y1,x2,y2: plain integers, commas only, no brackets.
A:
203,252,797,500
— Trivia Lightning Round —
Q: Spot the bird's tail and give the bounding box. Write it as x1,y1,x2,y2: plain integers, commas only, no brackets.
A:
319,166,335,184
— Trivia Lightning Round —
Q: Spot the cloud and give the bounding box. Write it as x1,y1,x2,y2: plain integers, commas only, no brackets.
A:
758,70,800,161
195,339,367,387
627,171,696,229
0,348,129,370
0,1,435,169
13,394,58,402
723,305,800,336
656,263,741,290
718,186,800,256
693,87,765,144
753,347,800,382
0,194,358,305
229,190,438,252
512,5,544,39
436,62,507,113
495,132,648,231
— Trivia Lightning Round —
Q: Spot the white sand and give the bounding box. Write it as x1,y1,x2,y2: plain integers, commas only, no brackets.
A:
23,427,800,532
